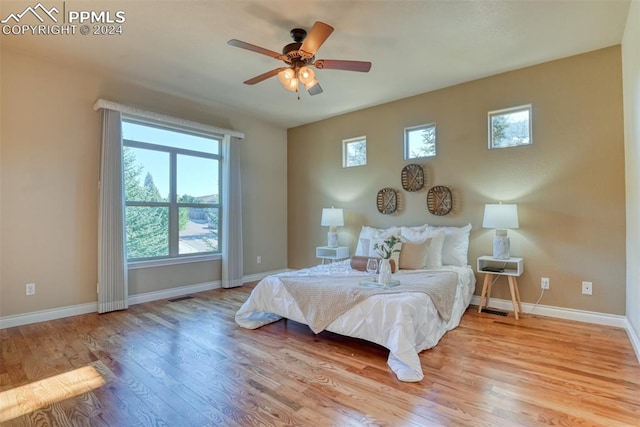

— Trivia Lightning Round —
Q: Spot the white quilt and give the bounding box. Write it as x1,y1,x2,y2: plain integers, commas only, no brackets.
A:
235,261,476,382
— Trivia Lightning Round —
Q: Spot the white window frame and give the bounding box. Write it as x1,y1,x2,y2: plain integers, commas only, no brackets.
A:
488,104,533,149
404,123,436,160
122,117,222,267
342,136,367,168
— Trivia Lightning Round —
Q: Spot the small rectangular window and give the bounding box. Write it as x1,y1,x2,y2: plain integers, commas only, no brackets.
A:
343,136,367,168
488,105,532,149
404,123,436,160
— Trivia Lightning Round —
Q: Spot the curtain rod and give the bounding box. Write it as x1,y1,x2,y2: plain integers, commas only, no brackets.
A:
93,99,245,139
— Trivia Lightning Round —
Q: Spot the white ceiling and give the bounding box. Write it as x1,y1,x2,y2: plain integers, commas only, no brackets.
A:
1,0,631,128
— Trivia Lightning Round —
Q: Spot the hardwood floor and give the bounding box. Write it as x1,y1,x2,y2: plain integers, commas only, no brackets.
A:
1,283,639,426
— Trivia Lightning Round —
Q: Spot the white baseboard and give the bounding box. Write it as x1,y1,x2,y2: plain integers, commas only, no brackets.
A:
471,295,627,328
0,302,98,329
127,280,221,305
0,269,288,329
625,318,640,363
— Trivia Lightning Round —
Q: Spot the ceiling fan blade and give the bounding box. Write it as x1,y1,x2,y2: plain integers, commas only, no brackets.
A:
227,39,283,60
299,21,334,58
243,68,287,85
314,59,372,72
307,82,323,96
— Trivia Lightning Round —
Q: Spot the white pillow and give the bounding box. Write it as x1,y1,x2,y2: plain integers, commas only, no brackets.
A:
355,226,401,256
427,224,472,266
399,224,429,242
425,229,445,269
357,237,371,257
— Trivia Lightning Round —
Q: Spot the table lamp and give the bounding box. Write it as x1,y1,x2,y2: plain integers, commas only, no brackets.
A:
321,207,344,248
482,203,519,259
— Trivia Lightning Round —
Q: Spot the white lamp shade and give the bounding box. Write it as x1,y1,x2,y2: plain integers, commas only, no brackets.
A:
298,66,316,85
283,78,298,92
482,204,519,229
277,68,299,92
321,208,344,227
277,68,295,85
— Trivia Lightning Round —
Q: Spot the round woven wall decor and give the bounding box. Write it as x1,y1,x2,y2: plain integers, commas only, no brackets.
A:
401,164,425,192
376,188,398,214
426,185,452,216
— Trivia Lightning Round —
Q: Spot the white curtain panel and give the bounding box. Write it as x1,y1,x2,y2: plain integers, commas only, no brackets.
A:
221,135,244,288
97,109,128,313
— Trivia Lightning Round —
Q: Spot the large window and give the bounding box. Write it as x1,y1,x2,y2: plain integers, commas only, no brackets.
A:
122,119,221,261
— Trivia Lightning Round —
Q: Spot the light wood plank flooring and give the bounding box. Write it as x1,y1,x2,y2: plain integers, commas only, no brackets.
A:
1,283,638,426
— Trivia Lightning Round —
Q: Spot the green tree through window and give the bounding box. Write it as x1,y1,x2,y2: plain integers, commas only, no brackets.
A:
123,147,169,258
489,105,532,149
122,120,220,261
405,124,436,160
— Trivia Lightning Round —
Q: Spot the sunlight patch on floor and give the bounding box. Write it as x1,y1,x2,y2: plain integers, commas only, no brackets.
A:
0,365,105,422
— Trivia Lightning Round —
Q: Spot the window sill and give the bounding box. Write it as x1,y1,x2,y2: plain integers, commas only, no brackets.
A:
128,253,221,270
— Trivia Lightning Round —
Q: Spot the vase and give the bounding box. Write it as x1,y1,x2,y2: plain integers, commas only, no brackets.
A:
378,259,392,285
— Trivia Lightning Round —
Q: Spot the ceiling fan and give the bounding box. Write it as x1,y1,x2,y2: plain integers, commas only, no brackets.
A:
227,21,372,96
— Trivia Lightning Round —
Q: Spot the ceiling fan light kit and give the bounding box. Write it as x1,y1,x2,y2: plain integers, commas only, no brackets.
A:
227,21,372,97
276,65,319,94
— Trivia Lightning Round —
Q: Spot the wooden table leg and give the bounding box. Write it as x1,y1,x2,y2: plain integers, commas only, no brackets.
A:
507,276,520,320
478,273,492,313
512,276,523,315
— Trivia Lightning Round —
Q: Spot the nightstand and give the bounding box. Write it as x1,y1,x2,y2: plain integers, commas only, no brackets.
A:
316,246,350,264
477,256,524,319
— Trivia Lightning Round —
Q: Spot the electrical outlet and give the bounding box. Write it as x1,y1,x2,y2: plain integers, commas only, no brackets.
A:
257,256,262,264
26,283,36,296
582,281,593,295
541,277,550,289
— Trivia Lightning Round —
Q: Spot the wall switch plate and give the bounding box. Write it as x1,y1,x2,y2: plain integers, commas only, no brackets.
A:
541,277,550,289
257,256,262,264
582,281,593,295
26,283,36,296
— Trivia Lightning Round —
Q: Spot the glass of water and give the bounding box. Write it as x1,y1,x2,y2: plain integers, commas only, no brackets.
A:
366,258,378,281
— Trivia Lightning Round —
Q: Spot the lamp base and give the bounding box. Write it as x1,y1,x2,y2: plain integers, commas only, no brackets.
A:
493,236,510,259
327,231,339,248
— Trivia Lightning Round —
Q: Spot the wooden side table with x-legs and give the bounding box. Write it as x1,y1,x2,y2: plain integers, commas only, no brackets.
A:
477,256,524,319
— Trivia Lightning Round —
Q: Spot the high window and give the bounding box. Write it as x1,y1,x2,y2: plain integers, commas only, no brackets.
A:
404,123,436,160
488,105,532,149
122,119,221,261
342,136,367,168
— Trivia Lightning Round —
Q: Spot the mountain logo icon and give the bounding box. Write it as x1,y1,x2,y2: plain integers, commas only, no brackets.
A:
1,2,59,24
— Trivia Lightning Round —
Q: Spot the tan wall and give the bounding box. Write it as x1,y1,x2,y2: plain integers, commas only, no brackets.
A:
288,46,626,315
0,49,288,317
623,0,640,337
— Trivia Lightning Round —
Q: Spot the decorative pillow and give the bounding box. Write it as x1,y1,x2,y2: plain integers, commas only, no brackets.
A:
398,225,426,241
368,237,402,268
355,225,401,256
357,238,371,257
425,229,445,269
398,238,432,269
428,224,472,266
350,256,397,273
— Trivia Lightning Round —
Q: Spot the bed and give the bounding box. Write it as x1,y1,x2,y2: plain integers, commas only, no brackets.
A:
235,224,476,382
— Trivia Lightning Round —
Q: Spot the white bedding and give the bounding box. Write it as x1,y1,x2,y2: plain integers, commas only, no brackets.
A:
235,260,476,382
